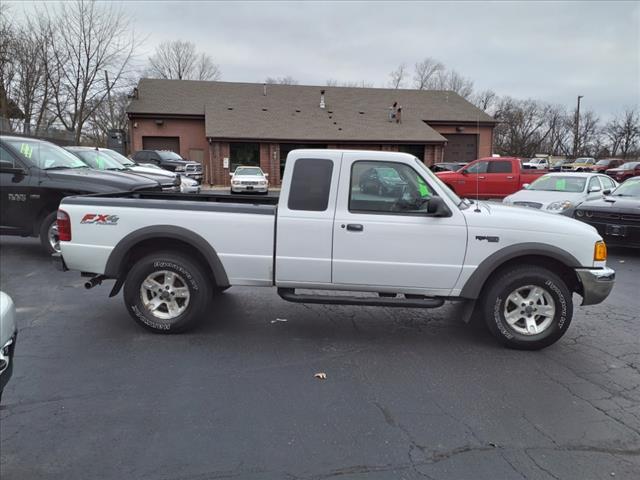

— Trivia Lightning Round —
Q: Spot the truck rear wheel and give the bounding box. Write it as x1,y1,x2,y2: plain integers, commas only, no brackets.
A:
123,252,211,333
39,211,60,255
482,266,573,350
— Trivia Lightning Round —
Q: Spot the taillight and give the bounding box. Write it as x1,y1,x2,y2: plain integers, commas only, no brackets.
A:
57,210,71,242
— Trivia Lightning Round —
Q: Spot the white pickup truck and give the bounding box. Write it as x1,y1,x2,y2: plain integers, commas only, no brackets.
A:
56,150,615,350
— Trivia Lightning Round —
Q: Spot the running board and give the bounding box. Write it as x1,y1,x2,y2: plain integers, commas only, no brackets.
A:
277,288,444,308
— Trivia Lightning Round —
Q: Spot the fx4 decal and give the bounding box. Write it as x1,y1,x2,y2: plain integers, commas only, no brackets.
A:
81,214,119,225
8,193,27,202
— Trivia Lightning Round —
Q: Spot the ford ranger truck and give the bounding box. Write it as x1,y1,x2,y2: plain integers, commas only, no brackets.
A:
56,150,615,350
436,157,547,199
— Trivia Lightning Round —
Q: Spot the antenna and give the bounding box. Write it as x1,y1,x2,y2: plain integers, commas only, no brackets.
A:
474,111,481,212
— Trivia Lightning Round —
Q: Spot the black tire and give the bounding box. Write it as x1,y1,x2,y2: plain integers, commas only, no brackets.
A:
123,251,212,334
39,211,59,255
482,266,573,350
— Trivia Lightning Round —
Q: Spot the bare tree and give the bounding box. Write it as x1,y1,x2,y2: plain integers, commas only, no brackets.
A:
148,40,221,81
85,90,130,145
471,89,497,113
325,79,373,88
442,70,474,99
41,0,136,143
388,63,408,89
265,76,298,85
413,58,444,90
603,108,640,159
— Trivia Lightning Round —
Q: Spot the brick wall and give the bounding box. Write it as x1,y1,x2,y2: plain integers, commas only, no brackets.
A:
208,141,230,186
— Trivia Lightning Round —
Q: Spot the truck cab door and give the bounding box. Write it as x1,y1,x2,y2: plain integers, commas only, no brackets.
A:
485,160,517,197
331,153,467,295
457,160,490,197
275,151,342,286
0,145,33,234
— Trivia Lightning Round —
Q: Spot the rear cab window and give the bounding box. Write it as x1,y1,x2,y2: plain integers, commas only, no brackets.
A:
287,158,334,211
488,161,513,173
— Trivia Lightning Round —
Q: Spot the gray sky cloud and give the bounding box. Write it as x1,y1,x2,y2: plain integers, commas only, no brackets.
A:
12,0,640,118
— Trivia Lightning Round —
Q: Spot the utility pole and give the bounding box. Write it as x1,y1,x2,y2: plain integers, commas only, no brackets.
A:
573,95,583,158
104,70,115,129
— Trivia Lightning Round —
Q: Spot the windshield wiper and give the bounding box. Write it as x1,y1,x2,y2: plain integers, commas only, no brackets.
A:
45,165,87,170
106,167,126,171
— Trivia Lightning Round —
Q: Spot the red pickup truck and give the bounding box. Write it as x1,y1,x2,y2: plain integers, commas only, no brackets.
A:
435,157,547,199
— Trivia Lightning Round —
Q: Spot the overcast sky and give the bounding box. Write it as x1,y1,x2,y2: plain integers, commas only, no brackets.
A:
13,1,640,118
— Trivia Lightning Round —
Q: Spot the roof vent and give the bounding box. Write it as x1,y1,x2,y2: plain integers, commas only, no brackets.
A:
263,83,267,96
262,108,268,111
295,109,301,113
359,111,365,114
227,107,234,111
320,90,326,109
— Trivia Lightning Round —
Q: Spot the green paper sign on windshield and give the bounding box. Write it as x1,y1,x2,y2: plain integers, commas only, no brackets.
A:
555,179,566,191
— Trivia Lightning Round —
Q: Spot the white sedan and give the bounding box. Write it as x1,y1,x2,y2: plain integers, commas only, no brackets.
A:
230,166,269,194
0,291,17,403
503,172,617,215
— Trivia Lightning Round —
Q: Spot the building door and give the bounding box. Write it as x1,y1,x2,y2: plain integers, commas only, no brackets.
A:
443,134,478,163
142,136,180,153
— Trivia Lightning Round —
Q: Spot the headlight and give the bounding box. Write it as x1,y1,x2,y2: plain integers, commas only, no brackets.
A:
181,177,197,186
232,180,240,185
546,200,573,212
575,210,584,217
175,166,186,172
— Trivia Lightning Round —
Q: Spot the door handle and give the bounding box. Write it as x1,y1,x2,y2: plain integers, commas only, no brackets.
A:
478,176,486,179
506,176,514,179
346,224,364,232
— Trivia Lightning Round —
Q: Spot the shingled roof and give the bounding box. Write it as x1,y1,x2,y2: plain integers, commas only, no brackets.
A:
127,79,495,143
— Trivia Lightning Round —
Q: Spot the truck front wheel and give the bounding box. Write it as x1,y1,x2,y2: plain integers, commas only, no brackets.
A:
482,266,573,350
123,252,211,333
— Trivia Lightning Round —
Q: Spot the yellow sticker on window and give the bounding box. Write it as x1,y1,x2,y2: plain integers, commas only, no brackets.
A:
20,143,33,158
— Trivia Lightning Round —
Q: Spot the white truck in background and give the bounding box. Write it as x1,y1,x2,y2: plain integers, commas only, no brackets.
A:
56,150,615,350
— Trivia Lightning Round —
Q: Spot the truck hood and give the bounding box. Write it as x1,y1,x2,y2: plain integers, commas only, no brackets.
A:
576,196,640,213
232,175,267,182
124,167,179,186
46,168,160,192
463,201,600,237
128,165,176,178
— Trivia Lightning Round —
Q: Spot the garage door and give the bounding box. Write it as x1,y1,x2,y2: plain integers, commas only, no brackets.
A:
142,136,180,153
443,134,478,163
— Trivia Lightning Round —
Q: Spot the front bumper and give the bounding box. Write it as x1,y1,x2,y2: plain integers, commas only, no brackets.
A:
575,267,615,305
231,185,269,193
0,331,17,394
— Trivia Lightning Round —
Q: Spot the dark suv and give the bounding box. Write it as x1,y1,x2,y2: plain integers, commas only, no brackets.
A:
131,150,203,182
0,136,160,254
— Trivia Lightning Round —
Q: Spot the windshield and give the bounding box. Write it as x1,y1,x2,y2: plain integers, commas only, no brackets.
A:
234,167,263,176
576,158,595,164
529,175,587,192
72,150,127,170
5,139,88,169
620,162,640,170
103,149,136,166
612,178,640,197
595,160,612,166
413,157,464,208
158,151,183,160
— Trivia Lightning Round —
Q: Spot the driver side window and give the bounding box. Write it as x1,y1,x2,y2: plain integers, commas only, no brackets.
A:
349,161,436,214
464,161,489,174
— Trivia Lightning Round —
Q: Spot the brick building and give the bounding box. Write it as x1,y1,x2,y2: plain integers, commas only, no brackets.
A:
127,79,496,186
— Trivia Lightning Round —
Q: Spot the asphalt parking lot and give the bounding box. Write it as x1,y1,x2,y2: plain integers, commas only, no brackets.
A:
1,236,639,480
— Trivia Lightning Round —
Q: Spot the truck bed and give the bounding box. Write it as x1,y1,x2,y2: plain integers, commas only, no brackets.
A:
77,190,280,205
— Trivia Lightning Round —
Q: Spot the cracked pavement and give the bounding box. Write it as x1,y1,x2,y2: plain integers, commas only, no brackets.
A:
1,236,639,479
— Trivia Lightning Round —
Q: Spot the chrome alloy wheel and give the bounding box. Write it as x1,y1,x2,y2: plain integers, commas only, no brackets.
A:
48,222,60,253
503,285,556,335
140,270,191,320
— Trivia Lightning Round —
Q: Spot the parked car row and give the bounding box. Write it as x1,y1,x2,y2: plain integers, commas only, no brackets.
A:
0,137,204,254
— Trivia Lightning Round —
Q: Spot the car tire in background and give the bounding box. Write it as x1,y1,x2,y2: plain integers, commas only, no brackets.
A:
482,266,573,350
38,211,60,255
123,251,211,334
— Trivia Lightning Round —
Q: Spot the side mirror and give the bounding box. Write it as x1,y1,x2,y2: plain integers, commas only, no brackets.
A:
460,169,468,175
523,183,530,189
0,161,26,176
425,196,450,217
264,173,269,177
603,189,611,195
229,172,233,177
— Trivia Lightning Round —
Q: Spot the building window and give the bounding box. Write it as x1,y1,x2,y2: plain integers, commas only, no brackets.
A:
279,144,327,178
397,144,425,160
230,142,259,172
